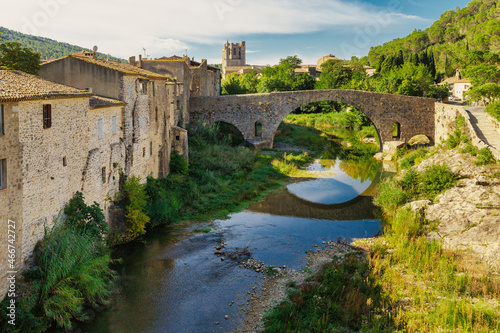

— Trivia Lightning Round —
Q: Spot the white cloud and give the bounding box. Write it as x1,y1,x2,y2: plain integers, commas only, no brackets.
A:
1,0,423,58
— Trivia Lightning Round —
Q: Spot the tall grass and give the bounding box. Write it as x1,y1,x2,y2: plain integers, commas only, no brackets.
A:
0,194,116,332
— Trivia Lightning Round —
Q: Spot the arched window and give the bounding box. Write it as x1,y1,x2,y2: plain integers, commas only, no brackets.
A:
255,121,262,137
392,122,401,140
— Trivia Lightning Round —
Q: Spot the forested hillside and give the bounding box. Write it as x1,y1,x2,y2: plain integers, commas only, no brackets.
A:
366,0,500,74
0,27,125,62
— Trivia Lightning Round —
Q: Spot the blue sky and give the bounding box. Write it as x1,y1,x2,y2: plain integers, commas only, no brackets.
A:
2,0,471,65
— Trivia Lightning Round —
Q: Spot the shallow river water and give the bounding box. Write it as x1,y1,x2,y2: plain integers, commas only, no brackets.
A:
79,151,392,333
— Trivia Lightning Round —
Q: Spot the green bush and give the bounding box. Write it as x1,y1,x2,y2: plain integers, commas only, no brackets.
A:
485,101,500,121
418,164,457,198
170,150,189,175
0,224,115,332
374,179,409,215
397,168,419,195
400,148,428,169
64,191,108,240
475,147,496,165
121,176,150,237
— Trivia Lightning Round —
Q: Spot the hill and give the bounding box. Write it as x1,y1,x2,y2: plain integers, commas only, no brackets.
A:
0,26,125,62
366,0,500,74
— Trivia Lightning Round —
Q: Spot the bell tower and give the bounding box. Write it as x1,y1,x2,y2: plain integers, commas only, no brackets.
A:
222,41,246,69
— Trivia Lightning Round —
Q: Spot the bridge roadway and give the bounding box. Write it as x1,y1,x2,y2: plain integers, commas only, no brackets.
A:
190,89,436,149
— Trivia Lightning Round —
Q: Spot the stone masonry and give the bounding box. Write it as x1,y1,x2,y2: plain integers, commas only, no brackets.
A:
190,89,437,149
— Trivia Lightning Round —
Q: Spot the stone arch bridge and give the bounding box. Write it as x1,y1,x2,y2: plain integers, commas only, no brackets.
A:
189,89,436,149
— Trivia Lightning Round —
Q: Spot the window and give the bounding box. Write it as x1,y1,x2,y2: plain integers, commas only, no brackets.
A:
152,82,155,96
139,81,148,94
150,141,153,156
176,135,180,141
0,159,6,189
98,119,103,139
43,104,52,129
392,122,401,140
143,147,146,157
0,104,4,135
112,116,117,135
63,157,67,167
101,167,106,183
255,121,262,137
155,107,158,123
176,100,180,110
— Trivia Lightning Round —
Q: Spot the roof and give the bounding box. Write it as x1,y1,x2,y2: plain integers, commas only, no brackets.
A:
171,125,188,132
0,70,92,102
44,55,170,80
89,95,125,109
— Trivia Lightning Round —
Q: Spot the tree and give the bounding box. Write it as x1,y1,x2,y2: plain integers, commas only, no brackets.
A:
221,73,247,95
425,84,450,99
279,55,302,68
464,63,500,85
316,59,353,89
292,72,315,91
0,41,41,75
466,82,500,103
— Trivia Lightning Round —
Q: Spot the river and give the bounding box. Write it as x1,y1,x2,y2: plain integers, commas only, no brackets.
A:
77,136,393,333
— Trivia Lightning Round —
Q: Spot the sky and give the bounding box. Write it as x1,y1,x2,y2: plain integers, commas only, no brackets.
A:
1,0,471,66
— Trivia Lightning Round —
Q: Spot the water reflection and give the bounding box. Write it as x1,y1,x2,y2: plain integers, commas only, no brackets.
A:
78,131,390,333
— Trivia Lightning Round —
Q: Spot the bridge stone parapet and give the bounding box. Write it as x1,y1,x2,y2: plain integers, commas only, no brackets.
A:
190,89,436,149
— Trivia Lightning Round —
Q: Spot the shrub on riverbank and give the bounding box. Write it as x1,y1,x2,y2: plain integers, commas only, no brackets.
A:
0,193,115,332
375,162,457,215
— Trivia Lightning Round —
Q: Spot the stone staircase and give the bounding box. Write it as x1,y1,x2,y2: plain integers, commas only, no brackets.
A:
466,107,500,152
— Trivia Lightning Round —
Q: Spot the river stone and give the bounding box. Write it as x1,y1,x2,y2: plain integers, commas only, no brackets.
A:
408,134,430,146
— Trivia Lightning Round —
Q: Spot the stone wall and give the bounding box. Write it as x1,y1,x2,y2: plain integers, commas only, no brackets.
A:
119,76,171,180
435,103,500,160
0,102,23,298
17,98,90,266
40,57,122,100
83,104,125,220
190,90,436,148
171,126,189,161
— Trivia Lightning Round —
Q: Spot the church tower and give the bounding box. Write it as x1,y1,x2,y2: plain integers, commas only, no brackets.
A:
222,41,246,76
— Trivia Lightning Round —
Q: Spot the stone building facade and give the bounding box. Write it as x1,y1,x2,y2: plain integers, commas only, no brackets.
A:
128,54,221,127
0,70,93,298
39,53,176,177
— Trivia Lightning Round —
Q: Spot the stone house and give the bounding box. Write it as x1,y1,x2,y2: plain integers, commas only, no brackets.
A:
129,54,221,127
0,70,92,297
82,96,126,218
39,53,175,178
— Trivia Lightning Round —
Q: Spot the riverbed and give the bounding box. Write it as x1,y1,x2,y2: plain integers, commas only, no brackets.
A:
78,146,392,333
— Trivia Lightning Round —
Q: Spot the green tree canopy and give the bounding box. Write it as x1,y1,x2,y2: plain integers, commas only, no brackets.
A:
0,41,41,75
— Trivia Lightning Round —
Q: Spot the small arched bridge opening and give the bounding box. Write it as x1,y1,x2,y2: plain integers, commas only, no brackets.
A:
189,90,436,149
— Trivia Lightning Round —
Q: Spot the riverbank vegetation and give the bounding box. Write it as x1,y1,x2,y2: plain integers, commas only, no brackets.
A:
143,123,314,228
264,139,500,332
0,193,116,333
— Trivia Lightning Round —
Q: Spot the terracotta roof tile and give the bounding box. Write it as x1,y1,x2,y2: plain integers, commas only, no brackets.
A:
43,55,171,80
89,95,125,109
0,70,92,102
70,55,170,79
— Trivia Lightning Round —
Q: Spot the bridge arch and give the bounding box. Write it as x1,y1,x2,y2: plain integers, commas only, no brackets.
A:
189,89,436,149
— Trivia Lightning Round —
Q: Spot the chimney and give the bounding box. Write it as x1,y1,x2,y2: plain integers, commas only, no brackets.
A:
129,56,136,66
138,54,142,68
